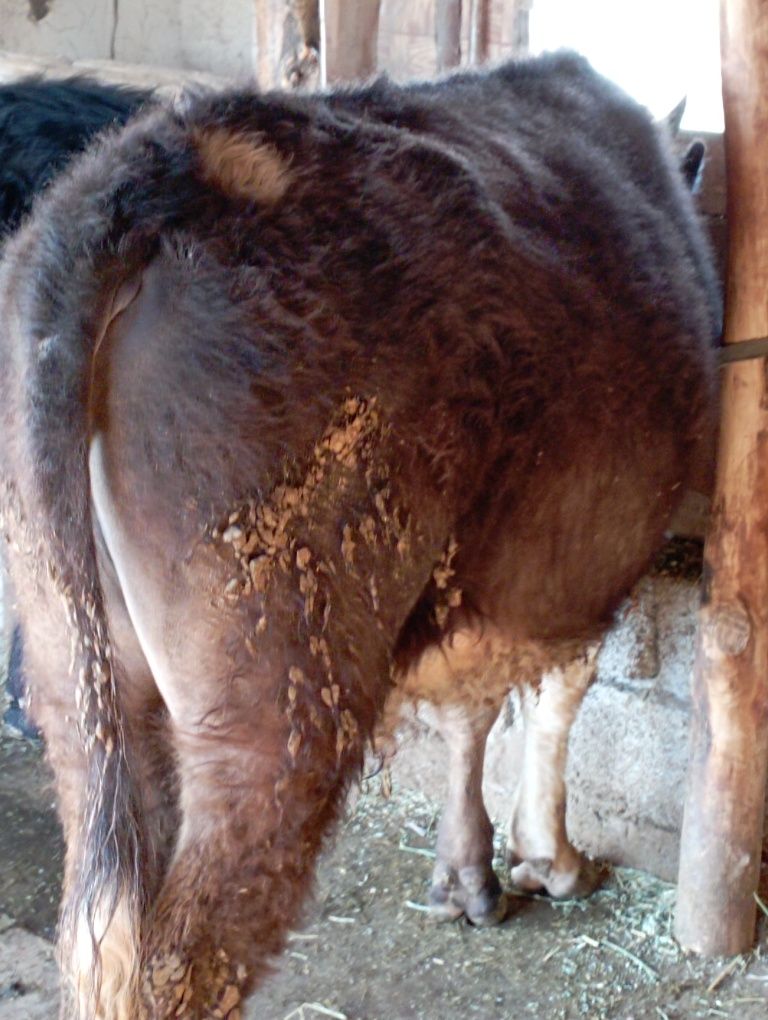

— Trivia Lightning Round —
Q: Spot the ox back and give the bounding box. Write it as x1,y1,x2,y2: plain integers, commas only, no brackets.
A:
0,53,719,1019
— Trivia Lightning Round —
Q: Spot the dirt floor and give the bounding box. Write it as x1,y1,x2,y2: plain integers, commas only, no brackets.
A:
0,731,766,1020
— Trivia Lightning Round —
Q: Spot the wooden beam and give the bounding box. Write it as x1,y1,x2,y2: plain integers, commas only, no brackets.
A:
320,0,381,84
436,0,463,71
254,2,320,91
280,1,321,90
674,0,768,957
468,0,491,64
254,0,286,89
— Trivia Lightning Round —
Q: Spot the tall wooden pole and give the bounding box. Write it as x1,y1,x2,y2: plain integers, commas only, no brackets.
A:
254,2,320,91
675,0,768,956
320,0,381,84
254,1,286,88
436,0,463,71
468,0,491,64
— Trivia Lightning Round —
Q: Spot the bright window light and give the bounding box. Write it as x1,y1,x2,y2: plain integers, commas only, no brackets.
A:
529,0,723,131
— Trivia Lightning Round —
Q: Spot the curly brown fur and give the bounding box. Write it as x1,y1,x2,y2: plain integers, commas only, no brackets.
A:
0,52,719,1017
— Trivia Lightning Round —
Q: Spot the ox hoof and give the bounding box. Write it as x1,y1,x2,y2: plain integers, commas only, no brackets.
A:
428,864,507,926
507,851,602,900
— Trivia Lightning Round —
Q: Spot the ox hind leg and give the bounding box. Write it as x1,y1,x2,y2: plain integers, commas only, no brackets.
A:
400,634,600,924
114,549,424,1018
395,630,514,927
140,604,358,1015
89,455,442,1016
506,642,601,898
426,699,506,926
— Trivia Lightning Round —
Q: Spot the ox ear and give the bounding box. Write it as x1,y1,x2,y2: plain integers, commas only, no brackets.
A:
680,139,706,193
663,96,687,137
658,98,706,193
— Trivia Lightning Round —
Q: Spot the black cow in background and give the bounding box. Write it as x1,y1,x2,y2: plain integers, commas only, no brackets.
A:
0,76,151,234
0,76,151,735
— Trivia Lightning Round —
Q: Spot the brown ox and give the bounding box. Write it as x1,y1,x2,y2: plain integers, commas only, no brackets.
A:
0,53,718,1019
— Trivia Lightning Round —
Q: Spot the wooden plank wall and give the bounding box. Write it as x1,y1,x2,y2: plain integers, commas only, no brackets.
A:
379,0,531,81
254,1,533,89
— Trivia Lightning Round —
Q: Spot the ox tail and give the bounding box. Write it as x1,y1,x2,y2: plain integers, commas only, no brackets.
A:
26,322,144,1019
0,119,188,1018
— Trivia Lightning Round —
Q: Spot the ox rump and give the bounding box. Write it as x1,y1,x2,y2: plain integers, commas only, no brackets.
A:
0,52,718,1019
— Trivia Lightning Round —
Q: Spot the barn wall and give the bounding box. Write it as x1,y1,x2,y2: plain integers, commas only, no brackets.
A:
0,0,114,65
0,0,255,79
115,1,254,80
0,1,531,88
378,0,530,80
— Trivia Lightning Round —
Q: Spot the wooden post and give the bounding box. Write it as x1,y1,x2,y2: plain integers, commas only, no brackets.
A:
254,1,320,90
675,0,768,957
254,0,286,88
320,0,381,84
468,0,491,64
436,0,463,70
281,1,321,90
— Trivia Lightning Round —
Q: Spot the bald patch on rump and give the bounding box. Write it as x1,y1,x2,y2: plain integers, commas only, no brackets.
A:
193,127,292,204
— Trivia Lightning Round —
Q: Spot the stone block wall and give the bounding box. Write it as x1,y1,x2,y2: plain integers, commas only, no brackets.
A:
0,0,254,79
